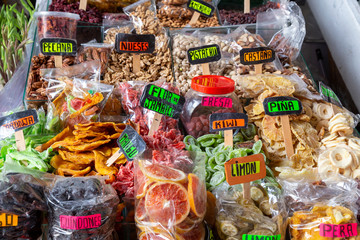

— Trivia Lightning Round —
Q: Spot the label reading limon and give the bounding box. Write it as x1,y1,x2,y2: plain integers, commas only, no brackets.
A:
187,44,221,65
224,154,266,185
201,96,232,108
0,110,39,139
319,82,342,107
242,234,281,240
60,214,101,230
240,47,275,65
320,223,357,238
209,112,248,132
115,33,155,54
0,213,18,227
140,84,185,119
117,125,146,161
187,0,215,17
40,38,77,56
263,96,303,116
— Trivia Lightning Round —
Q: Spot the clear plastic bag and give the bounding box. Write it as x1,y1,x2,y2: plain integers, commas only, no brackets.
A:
158,3,193,18
77,43,113,75
281,179,360,240
134,150,207,239
213,179,285,240
45,176,119,240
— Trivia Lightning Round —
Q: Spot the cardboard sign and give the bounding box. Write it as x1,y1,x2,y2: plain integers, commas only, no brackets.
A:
140,84,185,119
320,223,357,238
263,96,303,116
40,38,77,56
0,110,38,139
201,96,232,108
115,33,155,54
319,82,342,107
242,234,281,240
187,44,221,65
224,154,266,185
209,112,248,132
60,214,101,230
240,47,275,65
117,125,146,161
187,0,215,17
0,213,18,227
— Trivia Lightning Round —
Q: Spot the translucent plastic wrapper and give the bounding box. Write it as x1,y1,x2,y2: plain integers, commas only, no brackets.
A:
257,1,305,63
134,150,207,240
123,0,157,34
0,172,47,239
281,179,360,240
45,78,113,130
158,3,193,18
45,176,119,239
77,43,113,75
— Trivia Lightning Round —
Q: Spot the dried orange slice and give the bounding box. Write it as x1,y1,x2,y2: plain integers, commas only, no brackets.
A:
140,162,186,182
145,182,190,226
135,197,147,221
136,180,154,199
188,174,206,218
175,218,196,233
175,223,206,240
139,231,175,240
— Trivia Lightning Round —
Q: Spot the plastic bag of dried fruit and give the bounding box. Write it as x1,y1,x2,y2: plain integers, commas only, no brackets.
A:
77,42,113,75
45,78,113,130
212,179,286,240
281,179,360,240
134,150,207,240
45,176,119,239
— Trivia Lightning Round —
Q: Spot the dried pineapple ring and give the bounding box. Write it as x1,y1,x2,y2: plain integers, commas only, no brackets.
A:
329,148,353,169
336,168,352,178
315,103,334,120
220,221,238,236
318,164,337,179
352,169,360,179
348,138,360,150
316,120,329,132
262,115,283,142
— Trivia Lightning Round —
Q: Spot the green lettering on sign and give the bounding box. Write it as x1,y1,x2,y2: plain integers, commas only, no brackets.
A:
321,86,340,102
267,100,300,113
242,234,281,240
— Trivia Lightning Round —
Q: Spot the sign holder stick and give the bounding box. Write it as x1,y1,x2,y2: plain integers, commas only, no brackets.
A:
133,54,141,73
79,0,87,10
14,130,26,151
244,0,250,13
148,112,162,136
280,115,294,159
254,63,262,74
106,151,123,167
54,56,62,68
202,63,210,75
189,11,201,25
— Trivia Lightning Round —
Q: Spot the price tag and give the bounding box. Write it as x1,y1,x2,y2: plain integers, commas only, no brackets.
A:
187,0,215,17
117,126,146,161
60,214,101,230
224,154,266,185
140,84,185,119
209,112,248,132
0,213,18,227
40,38,77,56
187,44,221,65
240,47,275,65
320,223,357,238
0,110,38,139
242,234,281,240
115,33,155,54
319,82,342,107
263,96,303,116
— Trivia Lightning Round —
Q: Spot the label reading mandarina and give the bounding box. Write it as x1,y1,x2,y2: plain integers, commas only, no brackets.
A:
201,96,232,108
224,154,266,185
187,0,215,17
240,47,275,65
263,96,303,116
242,234,281,240
60,214,101,230
115,33,155,54
40,38,77,56
117,125,146,161
320,223,357,238
0,110,38,139
187,44,221,65
0,213,18,227
209,112,248,132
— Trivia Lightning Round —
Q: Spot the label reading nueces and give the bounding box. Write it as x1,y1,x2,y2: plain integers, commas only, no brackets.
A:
187,44,221,65
117,125,146,161
40,38,77,56
263,96,303,116
115,33,155,54
240,47,275,65
187,0,215,17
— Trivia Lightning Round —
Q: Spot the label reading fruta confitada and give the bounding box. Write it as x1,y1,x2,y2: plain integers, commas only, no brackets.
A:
242,234,281,240
201,96,232,108
240,47,275,65
224,154,266,185
60,214,101,230
0,213,18,227
320,223,357,238
0,110,38,139
40,38,77,56
115,33,155,54
263,96,303,116
187,44,221,65
187,0,215,17
140,84,185,119
209,112,248,132
117,125,146,161
319,82,342,107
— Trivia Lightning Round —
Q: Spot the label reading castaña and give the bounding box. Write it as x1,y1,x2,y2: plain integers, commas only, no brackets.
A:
240,47,275,65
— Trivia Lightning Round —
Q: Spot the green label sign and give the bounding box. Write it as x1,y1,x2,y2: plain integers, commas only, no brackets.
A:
263,96,302,116
187,44,221,64
40,38,77,56
117,126,146,161
187,0,215,17
319,82,342,107
242,234,281,240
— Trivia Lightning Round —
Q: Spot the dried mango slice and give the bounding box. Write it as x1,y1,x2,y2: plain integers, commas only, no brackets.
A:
94,150,118,175
58,150,94,165
57,166,92,177
61,139,111,152
50,155,89,170
36,127,71,152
